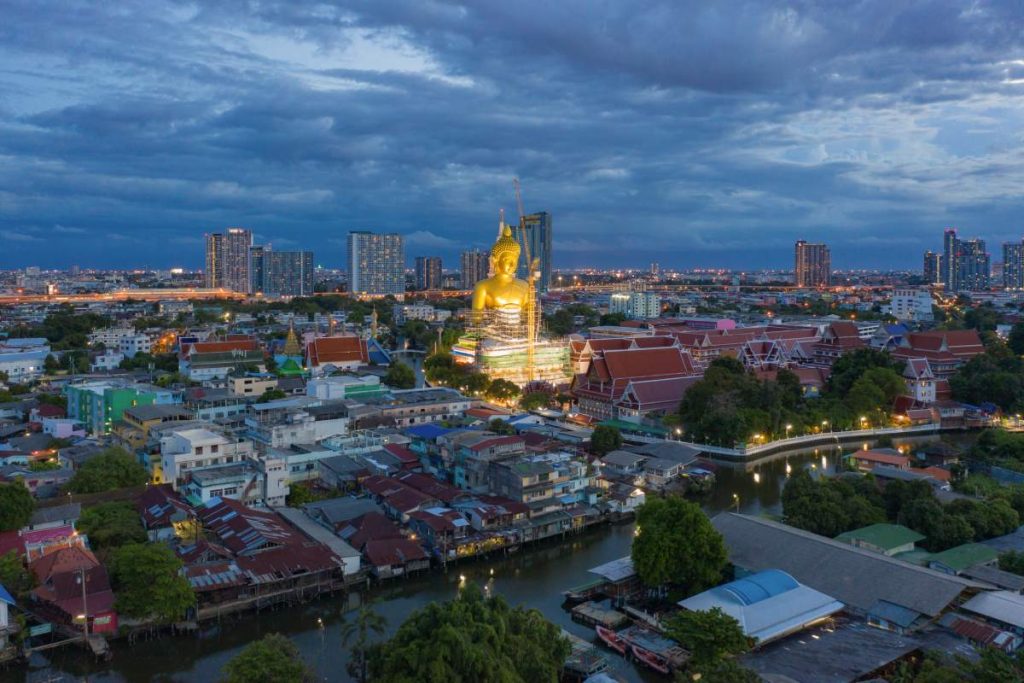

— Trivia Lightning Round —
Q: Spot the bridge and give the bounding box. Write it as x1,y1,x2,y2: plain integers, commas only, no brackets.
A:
0,288,245,305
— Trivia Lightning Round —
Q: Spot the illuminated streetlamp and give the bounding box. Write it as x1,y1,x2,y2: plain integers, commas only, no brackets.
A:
785,424,793,439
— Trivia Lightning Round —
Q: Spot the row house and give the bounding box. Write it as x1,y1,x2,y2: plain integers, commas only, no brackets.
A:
29,545,117,635
245,400,349,450
179,338,265,381
452,434,526,491
407,507,471,555
347,388,473,429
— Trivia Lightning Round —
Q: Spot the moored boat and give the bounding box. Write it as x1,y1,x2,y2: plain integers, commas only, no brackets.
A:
631,643,671,675
594,624,628,655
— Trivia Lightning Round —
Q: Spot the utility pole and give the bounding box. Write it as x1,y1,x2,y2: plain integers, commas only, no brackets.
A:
78,567,89,643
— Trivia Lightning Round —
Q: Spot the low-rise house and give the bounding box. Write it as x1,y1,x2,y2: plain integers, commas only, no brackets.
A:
850,449,910,472
603,483,646,514
0,466,74,498
179,338,265,381
317,455,370,490
0,583,16,652
927,543,999,576
136,484,193,541
158,426,255,488
29,546,117,634
939,612,1022,653
26,503,80,533
114,404,193,452
600,450,647,479
834,524,924,557
338,512,403,551
407,507,470,553
303,497,383,533
363,538,430,579
642,458,683,489
960,591,1024,637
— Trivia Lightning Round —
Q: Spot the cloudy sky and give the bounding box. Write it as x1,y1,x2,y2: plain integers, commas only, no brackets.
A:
2,1,1024,270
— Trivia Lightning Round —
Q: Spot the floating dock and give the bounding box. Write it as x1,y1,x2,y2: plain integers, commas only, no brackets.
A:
571,601,629,629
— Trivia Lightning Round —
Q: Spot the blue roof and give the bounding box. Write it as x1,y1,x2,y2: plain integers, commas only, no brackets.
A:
0,583,15,606
406,424,452,439
721,569,800,606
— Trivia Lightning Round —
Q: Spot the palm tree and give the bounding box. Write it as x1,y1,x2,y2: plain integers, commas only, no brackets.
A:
340,600,388,683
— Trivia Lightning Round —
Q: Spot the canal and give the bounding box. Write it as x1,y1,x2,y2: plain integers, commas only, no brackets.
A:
8,435,957,682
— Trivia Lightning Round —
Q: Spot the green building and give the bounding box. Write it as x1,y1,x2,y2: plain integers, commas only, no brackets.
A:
65,381,179,435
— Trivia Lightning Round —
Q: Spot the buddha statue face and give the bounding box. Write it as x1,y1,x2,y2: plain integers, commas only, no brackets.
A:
493,250,518,277
490,226,521,277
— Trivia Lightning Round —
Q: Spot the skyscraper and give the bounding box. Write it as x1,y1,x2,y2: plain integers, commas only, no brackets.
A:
1004,241,1024,290
511,211,553,291
794,240,831,288
942,228,959,291
923,250,941,285
249,245,266,294
347,231,404,297
204,227,253,293
414,256,442,291
265,250,314,296
460,249,488,289
958,238,990,292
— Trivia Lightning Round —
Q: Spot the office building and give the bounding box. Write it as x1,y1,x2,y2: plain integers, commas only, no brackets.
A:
608,291,662,320
414,256,442,291
958,238,990,291
461,249,488,289
347,231,404,297
511,211,553,291
923,251,941,285
204,227,253,293
794,240,831,288
265,250,314,297
1004,242,1024,290
249,245,266,294
890,288,935,322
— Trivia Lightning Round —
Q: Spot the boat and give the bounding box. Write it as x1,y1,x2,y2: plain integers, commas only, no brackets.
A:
594,624,627,655
631,643,671,675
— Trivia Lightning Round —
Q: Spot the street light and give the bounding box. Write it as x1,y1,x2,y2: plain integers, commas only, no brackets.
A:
785,424,793,439
732,493,740,512
822,420,829,432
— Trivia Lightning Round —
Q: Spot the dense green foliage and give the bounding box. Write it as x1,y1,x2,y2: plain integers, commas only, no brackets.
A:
8,308,110,350
999,550,1024,576
0,483,34,531
631,496,727,591
221,633,312,683
384,361,416,389
484,378,520,403
119,352,179,373
77,502,147,550
909,649,1024,682
965,428,1024,474
0,549,33,598
590,424,623,456
783,471,1021,552
949,346,1024,412
781,470,886,537
678,352,905,446
109,543,194,622
662,607,750,671
258,388,288,402
487,419,516,436
520,392,552,411
66,447,149,493
544,304,600,335
370,583,569,683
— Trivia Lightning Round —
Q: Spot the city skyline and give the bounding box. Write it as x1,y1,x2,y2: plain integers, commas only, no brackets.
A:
3,4,1024,270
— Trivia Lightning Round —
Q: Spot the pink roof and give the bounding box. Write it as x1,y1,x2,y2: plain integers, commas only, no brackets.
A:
854,450,909,467
364,537,428,567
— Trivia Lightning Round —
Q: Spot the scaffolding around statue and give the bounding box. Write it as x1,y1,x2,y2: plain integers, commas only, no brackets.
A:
452,307,570,387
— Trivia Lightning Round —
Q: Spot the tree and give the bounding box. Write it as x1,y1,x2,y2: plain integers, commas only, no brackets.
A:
0,483,34,531
257,388,287,402
384,361,416,390
1009,322,1024,356
222,633,313,683
485,379,520,404
631,496,727,592
545,309,574,336
66,447,149,493
77,502,147,550
0,549,33,599
488,419,516,436
370,583,569,683
460,372,491,396
520,392,552,411
590,424,622,456
781,470,886,538
340,601,388,683
663,608,750,672
999,550,1024,576
108,543,194,622
43,354,60,375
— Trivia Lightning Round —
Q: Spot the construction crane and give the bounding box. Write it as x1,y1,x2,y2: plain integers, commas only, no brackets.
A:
513,178,539,383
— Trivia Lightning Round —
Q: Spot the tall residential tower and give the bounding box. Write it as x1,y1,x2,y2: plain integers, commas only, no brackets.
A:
511,211,553,292
794,240,831,288
347,231,405,297
460,249,489,289
414,256,442,291
204,228,253,293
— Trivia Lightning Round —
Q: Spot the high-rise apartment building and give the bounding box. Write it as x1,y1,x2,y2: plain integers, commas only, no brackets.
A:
958,238,990,292
204,228,253,293
347,231,405,297
414,256,442,291
923,250,941,285
264,250,314,297
249,245,266,294
460,249,489,289
1004,242,1024,290
794,240,831,288
942,228,959,291
511,211,553,291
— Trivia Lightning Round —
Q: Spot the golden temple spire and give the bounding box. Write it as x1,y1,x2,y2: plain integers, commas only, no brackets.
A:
282,320,301,356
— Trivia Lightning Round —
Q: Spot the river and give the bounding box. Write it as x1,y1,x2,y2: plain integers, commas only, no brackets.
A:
7,434,960,682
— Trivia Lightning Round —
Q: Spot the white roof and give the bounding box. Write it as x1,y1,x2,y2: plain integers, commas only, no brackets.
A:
588,556,635,583
962,590,1024,629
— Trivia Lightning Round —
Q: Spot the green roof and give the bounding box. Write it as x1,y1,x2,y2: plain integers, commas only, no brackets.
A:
276,358,305,377
892,549,932,566
835,523,925,551
927,543,999,572
598,419,668,436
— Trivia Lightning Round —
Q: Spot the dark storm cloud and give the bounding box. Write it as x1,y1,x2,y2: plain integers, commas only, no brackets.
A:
1,0,1023,269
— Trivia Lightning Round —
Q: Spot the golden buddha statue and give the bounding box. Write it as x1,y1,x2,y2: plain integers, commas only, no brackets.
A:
472,225,531,312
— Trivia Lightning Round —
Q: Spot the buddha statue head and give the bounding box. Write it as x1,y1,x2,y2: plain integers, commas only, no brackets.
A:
491,225,521,277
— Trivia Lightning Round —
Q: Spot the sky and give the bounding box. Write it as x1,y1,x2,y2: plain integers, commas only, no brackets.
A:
2,1,1024,271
